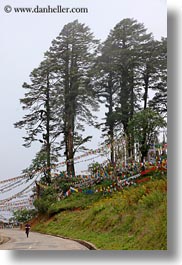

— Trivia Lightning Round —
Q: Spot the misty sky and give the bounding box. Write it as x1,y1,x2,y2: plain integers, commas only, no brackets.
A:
0,0,167,181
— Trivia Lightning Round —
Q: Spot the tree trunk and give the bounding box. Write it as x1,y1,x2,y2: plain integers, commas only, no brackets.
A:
140,69,149,162
141,148,148,163
129,67,135,159
108,75,115,164
110,128,115,164
66,126,75,176
45,73,51,184
63,45,76,177
143,69,149,110
140,128,148,163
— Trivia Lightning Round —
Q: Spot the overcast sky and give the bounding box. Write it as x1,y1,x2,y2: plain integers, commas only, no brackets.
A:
0,0,167,181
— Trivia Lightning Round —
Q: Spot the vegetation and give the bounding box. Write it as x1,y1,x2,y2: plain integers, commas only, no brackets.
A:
10,209,37,224
14,18,167,182
32,175,167,250
12,18,167,250
128,109,166,161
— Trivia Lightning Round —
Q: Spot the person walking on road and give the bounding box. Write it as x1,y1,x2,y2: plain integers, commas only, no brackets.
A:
25,223,31,238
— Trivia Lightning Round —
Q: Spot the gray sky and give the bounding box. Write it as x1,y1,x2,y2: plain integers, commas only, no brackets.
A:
0,0,167,181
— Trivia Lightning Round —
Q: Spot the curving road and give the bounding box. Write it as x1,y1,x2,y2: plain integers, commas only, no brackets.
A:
0,229,89,250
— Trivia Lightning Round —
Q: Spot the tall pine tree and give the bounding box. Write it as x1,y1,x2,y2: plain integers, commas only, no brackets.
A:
46,20,99,176
95,38,119,164
97,18,153,159
14,59,60,184
148,37,167,116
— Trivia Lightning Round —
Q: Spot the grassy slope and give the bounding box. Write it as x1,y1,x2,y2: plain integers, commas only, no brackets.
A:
32,177,167,250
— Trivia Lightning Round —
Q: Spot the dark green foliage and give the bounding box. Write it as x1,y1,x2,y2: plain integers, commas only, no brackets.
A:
12,209,37,223
95,18,166,160
14,18,167,181
14,60,61,184
46,20,100,175
33,186,58,214
148,38,167,116
128,108,166,161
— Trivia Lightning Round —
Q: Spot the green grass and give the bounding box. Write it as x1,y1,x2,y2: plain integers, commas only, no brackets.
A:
32,177,167,250
47,192,103,215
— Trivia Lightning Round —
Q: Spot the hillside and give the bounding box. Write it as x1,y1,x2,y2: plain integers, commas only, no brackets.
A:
32,176,167,250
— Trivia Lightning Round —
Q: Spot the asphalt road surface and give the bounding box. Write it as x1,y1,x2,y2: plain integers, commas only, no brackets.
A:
0,229,89,250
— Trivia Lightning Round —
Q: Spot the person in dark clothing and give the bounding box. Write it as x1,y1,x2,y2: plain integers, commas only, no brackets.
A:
25,223,31,238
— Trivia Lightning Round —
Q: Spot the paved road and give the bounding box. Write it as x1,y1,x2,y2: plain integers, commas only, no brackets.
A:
0,229,89,250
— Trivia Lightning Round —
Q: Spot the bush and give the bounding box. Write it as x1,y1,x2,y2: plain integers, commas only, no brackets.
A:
12,209,37,223
33,186,57,214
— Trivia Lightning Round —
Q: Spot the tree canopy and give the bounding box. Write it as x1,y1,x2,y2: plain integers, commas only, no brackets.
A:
15,18,167,183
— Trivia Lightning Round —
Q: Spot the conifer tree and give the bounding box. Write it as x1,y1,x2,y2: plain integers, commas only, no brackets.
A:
95,38,119,164
148,37,167,116
14,60,59,184
97,18,153,159
46,20,99,176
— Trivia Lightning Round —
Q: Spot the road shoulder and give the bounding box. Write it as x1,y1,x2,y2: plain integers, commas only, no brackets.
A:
0,235,10,245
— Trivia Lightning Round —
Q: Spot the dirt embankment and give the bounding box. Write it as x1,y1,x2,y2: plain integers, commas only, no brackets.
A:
0,235,10,245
